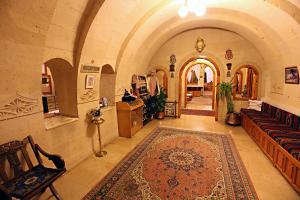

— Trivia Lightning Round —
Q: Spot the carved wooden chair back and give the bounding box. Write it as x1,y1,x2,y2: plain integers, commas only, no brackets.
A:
0,137,36,184
0,136,65,200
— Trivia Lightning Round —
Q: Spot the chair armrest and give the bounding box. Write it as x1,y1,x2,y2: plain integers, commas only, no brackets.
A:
35,144,66,170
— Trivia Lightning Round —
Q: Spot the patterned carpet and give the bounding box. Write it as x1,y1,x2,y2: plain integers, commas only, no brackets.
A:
84,127,258,200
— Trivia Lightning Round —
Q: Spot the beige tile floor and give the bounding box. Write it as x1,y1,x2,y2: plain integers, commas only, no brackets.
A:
40,115,300,200
186,91,213,110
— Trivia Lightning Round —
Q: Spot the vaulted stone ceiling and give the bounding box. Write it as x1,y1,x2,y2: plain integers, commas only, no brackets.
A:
1,0,299,108
42,0,300,70
76,0,300,71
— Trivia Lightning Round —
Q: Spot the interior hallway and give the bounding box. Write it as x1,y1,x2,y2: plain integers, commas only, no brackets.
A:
40,116,299,200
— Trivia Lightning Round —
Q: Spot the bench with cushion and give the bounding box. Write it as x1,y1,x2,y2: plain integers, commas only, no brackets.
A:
241,102,300,193
0,136,66,200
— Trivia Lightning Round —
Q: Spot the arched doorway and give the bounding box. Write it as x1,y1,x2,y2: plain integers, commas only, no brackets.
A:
178,57,220,121
155,68,168,96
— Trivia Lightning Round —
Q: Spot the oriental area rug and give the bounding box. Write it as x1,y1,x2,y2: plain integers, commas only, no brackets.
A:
84,127,258,200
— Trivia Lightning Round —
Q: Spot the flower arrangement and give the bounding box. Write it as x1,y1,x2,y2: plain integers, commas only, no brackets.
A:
87,106,103,121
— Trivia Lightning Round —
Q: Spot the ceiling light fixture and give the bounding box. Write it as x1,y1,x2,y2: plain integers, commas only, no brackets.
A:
177,0,206,18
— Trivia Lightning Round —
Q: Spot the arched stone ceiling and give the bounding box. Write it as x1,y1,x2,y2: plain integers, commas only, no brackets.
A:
117,0,300,73
74,0,299,72
128,12,282,72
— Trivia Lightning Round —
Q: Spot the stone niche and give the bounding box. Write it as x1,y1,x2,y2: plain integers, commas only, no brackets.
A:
100,64,116,106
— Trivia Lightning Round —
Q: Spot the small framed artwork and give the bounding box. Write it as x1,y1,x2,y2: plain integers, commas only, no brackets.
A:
285,66,299,84
101,97,108,107
41,74,52,95
85,75,96,89
165,101,177,118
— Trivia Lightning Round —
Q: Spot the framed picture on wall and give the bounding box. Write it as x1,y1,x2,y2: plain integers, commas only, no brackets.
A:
165,101,177,118
85,75,96,89
285,66,299,84
41,74,52,94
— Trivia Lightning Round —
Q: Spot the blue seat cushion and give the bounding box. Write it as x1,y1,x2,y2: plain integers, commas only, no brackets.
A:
2,165,62,198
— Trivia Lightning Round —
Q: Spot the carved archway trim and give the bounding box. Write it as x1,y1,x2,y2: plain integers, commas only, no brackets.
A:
178,57,220,121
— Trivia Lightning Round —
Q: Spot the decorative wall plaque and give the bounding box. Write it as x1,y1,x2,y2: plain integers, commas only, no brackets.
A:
0,93,39,121
80,90,96,102
170,54,176,65
80,65,100,73
195,37,206,53
225,49,233,60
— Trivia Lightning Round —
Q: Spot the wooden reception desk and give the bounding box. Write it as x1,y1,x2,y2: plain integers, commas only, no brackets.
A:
116,98,144,138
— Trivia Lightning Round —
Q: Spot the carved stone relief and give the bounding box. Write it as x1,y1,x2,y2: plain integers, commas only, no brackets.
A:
0,93,39,121
195,37,206,53
80,90,96,102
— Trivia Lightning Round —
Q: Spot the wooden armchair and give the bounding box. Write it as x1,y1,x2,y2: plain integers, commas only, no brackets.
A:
0,136,66,200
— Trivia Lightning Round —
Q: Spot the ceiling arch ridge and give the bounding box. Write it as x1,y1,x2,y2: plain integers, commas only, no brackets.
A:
151,10,285,55
130,17,279,74
78,0,163,74
161,26,241,45
73,0,105,68
264,0,300,24
114,0,169,71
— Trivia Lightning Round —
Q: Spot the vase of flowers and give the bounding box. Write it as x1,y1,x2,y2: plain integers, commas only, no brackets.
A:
87,106,103,122
87,106,107,157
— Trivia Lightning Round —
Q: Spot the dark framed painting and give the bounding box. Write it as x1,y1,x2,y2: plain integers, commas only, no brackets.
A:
285,66,299,84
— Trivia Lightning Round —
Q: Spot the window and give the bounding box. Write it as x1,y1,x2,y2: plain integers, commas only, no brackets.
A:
42,58,78,129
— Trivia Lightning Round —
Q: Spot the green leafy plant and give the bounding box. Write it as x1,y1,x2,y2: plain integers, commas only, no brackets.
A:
156,89,167,112
218,82,234,113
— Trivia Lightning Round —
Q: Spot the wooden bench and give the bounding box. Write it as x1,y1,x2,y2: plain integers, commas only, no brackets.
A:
241,103,300,194
0,136,66,200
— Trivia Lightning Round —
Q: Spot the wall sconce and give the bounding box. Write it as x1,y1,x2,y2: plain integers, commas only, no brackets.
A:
226,63,232,77
170,54,176,78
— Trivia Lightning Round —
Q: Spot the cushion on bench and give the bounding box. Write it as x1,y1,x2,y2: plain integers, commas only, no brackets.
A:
241,103,300,161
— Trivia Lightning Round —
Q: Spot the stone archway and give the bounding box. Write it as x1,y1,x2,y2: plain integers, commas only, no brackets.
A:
178,57,220,121
154,68,168,96
44,58,78,117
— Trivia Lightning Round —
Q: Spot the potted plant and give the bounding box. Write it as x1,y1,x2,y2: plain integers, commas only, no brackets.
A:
218,82,240,125
156,89,167,119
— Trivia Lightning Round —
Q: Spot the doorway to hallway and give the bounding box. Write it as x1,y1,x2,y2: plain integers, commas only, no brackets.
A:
178,58,220,118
